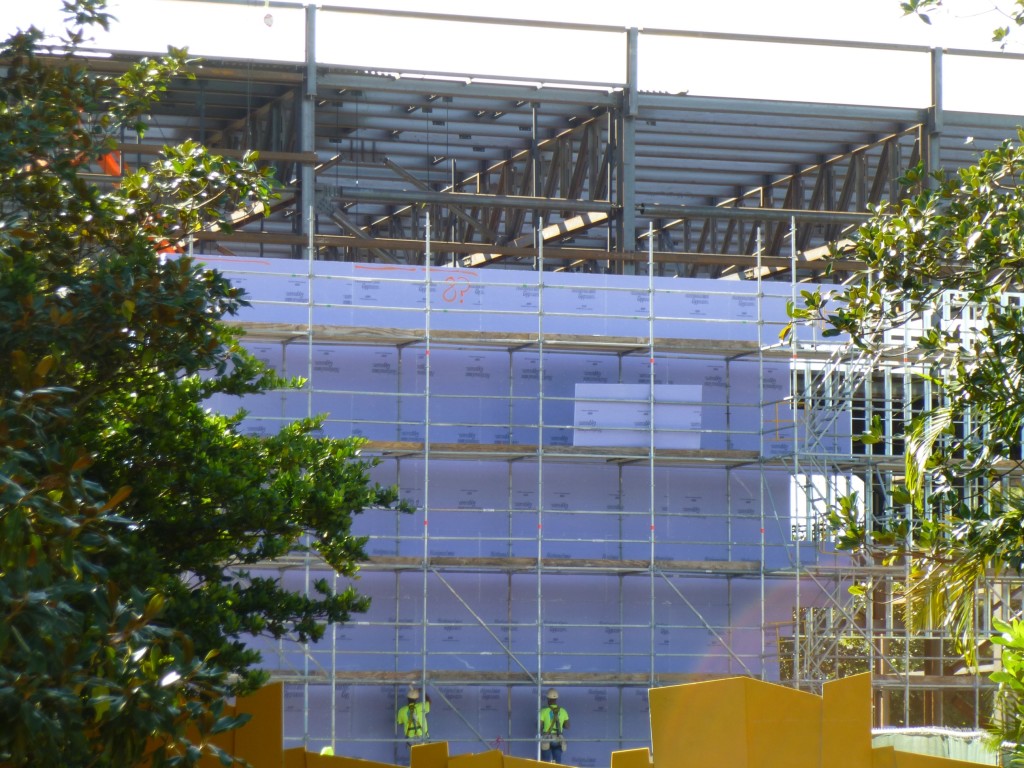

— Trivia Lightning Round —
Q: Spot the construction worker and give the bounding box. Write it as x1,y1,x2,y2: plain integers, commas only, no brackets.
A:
396,687,431,746
538,688,569,764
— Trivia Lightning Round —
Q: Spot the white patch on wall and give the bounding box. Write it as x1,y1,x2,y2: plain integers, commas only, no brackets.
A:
573,384,702,449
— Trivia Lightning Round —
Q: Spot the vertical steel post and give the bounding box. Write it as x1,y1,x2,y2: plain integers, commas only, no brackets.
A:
422,212,432,701
789,216,801,689
926,47,943,188
535,226,545,760
647,223,657,688
618,27,639,272
301,4,317,244
300,3,316,736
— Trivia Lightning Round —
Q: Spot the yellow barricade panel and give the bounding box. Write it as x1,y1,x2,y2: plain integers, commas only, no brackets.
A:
650,677,750,768
235,682,284,768
450,749,505,768
745,678,822,768
411,740,450,768
611,746,652,768
822,674,872,768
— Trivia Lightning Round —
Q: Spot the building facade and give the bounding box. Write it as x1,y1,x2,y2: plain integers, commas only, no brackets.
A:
71,5,1024,764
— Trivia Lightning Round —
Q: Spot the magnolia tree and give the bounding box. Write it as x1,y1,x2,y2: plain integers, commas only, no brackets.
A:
789,140,1024,749
0,2,404,765
893,0,1024,748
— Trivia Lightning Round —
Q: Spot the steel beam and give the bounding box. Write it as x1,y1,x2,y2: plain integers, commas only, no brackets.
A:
618,27,639,267
636,203,869,225
339,187,617,214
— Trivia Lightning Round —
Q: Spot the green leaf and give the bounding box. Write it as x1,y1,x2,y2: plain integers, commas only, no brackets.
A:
905,407,952,509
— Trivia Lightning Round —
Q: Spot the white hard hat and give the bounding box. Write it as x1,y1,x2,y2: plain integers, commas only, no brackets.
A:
407,687,420,700
546,688,559,700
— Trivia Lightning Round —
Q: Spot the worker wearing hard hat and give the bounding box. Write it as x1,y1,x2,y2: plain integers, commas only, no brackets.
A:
538,688,569,763
396,687,431,747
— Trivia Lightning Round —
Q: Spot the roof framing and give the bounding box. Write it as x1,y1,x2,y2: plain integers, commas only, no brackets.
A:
35,4,1024,278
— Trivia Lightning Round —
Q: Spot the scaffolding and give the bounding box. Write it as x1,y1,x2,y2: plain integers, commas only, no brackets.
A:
66,5,1024,765
206,240,1017,762
217,241,825,763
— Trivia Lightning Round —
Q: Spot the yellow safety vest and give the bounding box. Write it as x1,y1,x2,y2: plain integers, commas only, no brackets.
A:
540,705,568,736
397,701,430,738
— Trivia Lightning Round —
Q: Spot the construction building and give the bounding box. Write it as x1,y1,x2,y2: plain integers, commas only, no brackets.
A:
68,4,1024,765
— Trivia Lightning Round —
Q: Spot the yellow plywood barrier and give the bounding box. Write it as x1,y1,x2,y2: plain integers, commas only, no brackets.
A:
503,756,550,768
822,672,872,768
307,753,394,768
235,682,284,768
893,751,988,768
874,746,899,768
646,674,981,768
332,756,401,768
747,677,822,768
412,740,451,768
298,750,404,768
650,676,822,768
284,746,309,768
449,749,506,768
611,747,652,768
219,673,991,768
651,677,749,768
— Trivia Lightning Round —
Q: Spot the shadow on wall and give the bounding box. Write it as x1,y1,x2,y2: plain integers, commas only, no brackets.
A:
191,674,988,768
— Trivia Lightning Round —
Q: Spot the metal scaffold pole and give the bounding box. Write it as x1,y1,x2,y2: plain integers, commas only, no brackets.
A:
647,223,657,689
535,226,545,761
422,211,433,704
